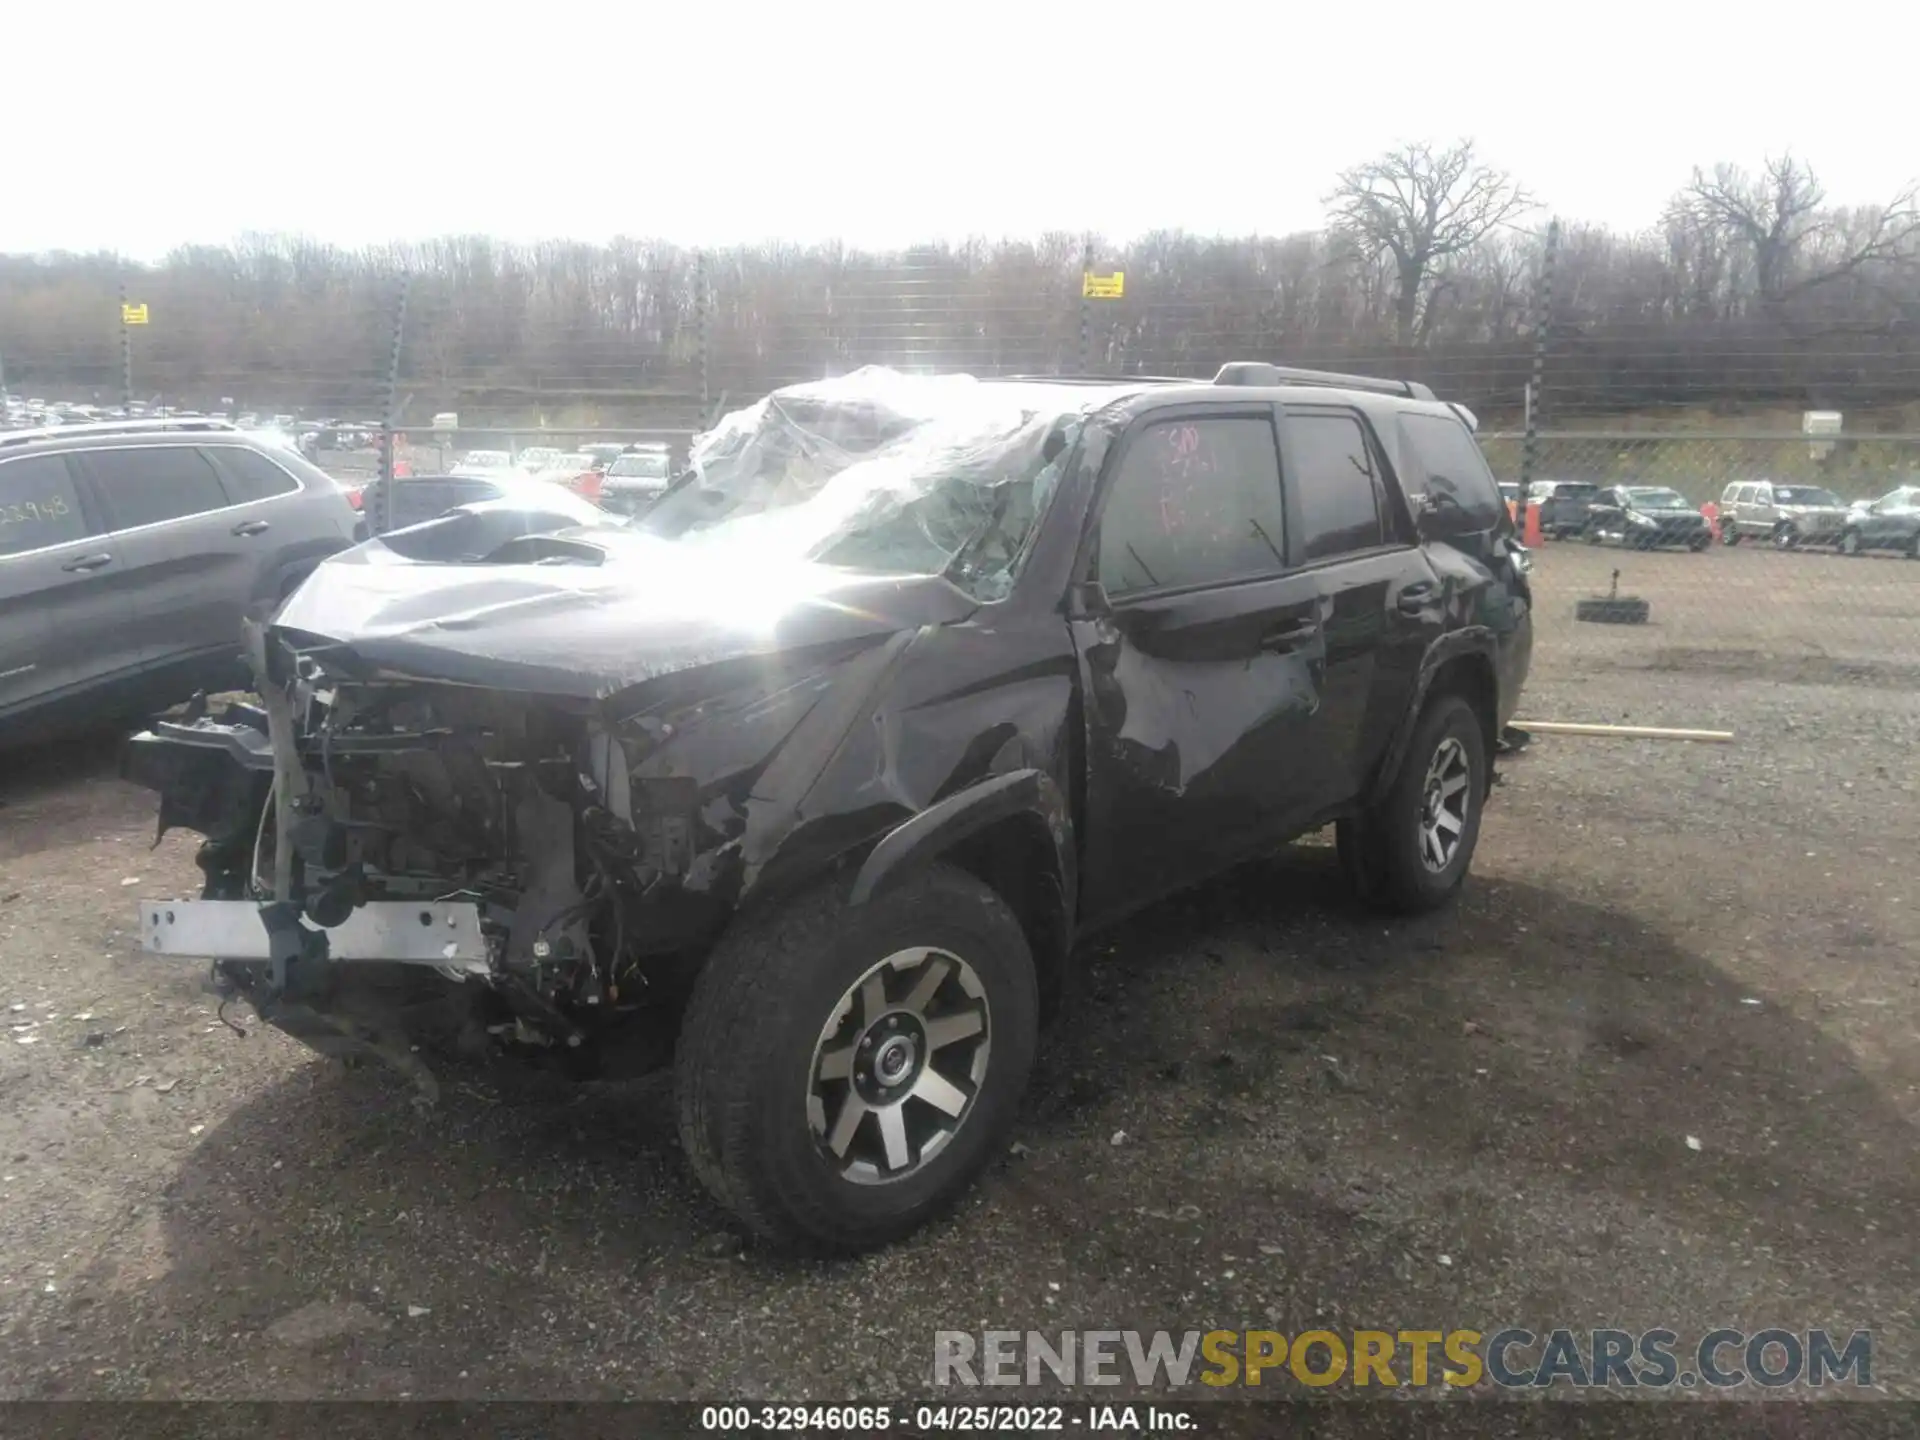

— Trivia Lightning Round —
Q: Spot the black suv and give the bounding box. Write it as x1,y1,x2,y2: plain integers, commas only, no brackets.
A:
125,365,1533,1252
0,420,362,745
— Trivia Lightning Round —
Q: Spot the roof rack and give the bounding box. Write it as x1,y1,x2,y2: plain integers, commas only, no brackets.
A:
1211,362,1436,402
0,416,240,449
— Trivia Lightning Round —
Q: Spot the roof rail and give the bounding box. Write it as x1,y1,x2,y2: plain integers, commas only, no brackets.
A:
989,374,1193,386
0,416,240,448
1212,362,1436,402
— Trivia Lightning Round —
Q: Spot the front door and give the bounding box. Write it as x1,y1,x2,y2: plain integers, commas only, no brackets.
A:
1071,409,1334,923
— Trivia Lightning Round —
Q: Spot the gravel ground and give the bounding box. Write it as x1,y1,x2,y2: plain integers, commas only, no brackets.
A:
0,540,1914,1405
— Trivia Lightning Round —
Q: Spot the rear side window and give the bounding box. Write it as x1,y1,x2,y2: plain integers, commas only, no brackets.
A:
1397,414,1506,529
1286,412,1385,560
83,446,231,530
0,455,91,556
1096,417,1287,595
209,446,299,502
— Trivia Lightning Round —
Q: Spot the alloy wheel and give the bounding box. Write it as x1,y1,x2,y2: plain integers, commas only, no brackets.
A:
808,946,991,1185
1417,737,1473,874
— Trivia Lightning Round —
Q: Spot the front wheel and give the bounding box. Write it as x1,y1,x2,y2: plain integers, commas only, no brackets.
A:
1839,529,1863,557
674,863,1038,1253
1339,693,1487,915
1772,523,1799,551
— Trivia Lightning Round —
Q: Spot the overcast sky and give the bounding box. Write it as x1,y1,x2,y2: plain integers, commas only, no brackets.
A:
7,0,1914,259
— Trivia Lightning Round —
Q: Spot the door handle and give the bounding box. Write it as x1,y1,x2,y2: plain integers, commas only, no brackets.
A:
1260,618,1319,652
231,519,271,537
1396,582,1440,615
60,552,113,573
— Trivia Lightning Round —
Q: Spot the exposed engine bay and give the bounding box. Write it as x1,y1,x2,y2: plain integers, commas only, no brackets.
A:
130,630,731,1092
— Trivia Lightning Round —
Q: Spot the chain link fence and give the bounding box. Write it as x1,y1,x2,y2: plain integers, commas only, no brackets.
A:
5,240,1919,682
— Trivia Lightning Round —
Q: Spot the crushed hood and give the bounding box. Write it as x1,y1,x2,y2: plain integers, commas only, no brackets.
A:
273,368,1090,699
272,526,976,698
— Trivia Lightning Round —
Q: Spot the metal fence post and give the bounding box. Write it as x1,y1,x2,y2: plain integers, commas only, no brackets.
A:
1079,235,1092,375
1519,218,1560,504
695,250,710,416
377,273,411,537
118,279,133,414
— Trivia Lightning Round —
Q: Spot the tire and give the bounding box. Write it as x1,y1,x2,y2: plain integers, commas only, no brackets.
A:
1574,596,1651,624
1839,529,1863,557
1339,693,1487,915
674,862,1038,1254
1772,522,1799,551
1721,526,1741,546
1689,534,1710,552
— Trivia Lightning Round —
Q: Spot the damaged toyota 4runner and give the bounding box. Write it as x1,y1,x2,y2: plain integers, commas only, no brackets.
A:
126,364,1532,1252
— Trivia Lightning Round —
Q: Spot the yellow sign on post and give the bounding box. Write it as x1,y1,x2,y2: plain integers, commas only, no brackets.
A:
1082,271,1125,300
122,303,150,325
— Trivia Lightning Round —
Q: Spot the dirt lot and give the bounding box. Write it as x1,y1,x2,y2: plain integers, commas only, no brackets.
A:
0,540,1915,1404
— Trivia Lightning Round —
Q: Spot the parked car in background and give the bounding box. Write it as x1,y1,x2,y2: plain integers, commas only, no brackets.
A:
1838,485,1920,557
0,419,362,745
1583,485,1711,550
578,442,628,470
1719,480,1850,549
515,446,566,474
599,447,675,515
451,449,515,477
527,452,606,501
358,469,617,534
1534,480,1601,539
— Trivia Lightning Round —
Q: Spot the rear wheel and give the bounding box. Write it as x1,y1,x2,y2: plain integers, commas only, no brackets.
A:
1721,525,1741,546
1339,694,1487,915
1689,534,1710,552
674,863,1038,1253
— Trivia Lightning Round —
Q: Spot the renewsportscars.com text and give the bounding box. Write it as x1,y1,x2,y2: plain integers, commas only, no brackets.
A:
933,1328,1874,1390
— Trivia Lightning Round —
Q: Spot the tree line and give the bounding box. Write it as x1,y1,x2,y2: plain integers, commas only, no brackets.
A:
3,144,1917,426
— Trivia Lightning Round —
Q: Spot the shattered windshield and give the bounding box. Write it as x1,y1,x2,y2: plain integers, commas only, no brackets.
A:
635,368,1088,600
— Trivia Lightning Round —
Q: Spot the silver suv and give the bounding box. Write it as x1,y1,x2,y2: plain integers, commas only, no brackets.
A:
0,420,361,744
1719,480,1850,549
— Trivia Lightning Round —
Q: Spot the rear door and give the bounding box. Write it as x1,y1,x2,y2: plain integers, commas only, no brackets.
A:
71,444,257,671
0,452,133,714
1277,406,1439,805
1071,408,1334,921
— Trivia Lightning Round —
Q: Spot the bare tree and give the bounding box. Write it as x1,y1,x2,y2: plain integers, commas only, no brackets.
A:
1325,140,1535,344
1672,156,1920,311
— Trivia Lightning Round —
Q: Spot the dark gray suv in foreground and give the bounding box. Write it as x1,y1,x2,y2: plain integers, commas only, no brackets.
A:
0,420,361,745
125,365,1532,1252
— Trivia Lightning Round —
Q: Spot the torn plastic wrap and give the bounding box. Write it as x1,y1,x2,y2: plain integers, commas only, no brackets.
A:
647,367,1084,597
271,370,1091,695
